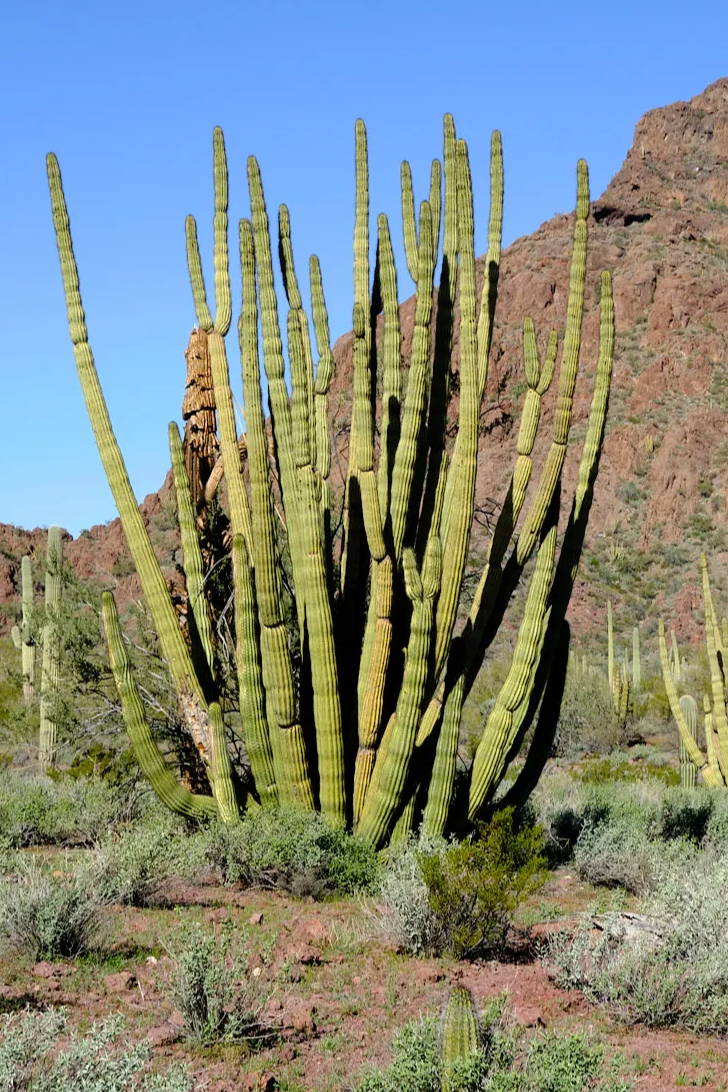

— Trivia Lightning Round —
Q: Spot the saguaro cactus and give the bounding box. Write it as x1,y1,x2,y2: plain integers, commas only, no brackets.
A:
679,694,699,788
11,556,36,705
39,526,63,768
48,118,614,843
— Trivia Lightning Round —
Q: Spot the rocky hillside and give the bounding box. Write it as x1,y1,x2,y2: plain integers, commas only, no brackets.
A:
4,78,728,652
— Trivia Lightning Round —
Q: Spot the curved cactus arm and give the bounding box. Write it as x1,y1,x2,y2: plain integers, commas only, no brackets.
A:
700,554,728,773
353,555,394,821
658,621,719,786
475,129,504,399
309,254,334,512
230,534,279,805
169,422,216,689
468,519,558,821
703,694,726,784
46,154,208,726
279,205,316,472
39,526,63,767
101,592,218,820
357,537,441,847
376,214,402,527
441,987,480,1092
208,701,242,822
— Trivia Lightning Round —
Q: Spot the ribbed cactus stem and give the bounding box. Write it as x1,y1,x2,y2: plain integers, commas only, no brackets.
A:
39,527,62,768
441,987,480,1092
101,592,217,819
679,695,699,788
632,625,641,691
659,620,719,787
18,555,35,705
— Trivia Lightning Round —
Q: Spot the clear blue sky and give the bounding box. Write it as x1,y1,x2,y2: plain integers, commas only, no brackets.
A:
2,0,726,536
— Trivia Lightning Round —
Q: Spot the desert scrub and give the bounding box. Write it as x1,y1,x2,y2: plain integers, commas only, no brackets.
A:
0,770,146,847
573,820,696,894
548,851,728,1033
354,1003,630,1091
93,813,193,907
193,805,380,897
0,1008,191,1091
166,921,277,1047
0,855,106,959
377,810,546,959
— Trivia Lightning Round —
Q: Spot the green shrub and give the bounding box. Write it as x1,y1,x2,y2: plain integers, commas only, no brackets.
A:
0,856,106,959
377,811,546,960
93,816,191,907
548,852,728,1033
659,788,714,842
575,756,679,787
195,805,380,898
166,922,276,1047
554,671,624,757
0,1008,191,1091
354,1005,630,1091
0,771,146,848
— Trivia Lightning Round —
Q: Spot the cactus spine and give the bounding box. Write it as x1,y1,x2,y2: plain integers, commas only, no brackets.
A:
39,527,63,768
49,119,613,841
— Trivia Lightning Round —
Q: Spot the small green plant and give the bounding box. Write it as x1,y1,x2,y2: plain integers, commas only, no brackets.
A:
0,856,106,959
195,805,380,898
93,816,190,907
166,922,276,1047
0,1008,191,1091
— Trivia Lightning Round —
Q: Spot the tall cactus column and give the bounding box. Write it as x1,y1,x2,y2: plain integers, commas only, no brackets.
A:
11,556,36,705
39,527,63,768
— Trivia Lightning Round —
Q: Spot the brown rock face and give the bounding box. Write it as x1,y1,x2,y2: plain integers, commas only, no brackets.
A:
5,79,728,648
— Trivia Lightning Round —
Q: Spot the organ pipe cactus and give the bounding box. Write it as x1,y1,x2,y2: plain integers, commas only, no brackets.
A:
48,117,614,844
679,694,699,788
440,987,480,1092
660,555,728,787
39,526,63,768
11,556,36,705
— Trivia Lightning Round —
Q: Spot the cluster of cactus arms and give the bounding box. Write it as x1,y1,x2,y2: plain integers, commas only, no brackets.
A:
11,555,36,705
660,555,728,787
11,529,64,768
47,117,614,844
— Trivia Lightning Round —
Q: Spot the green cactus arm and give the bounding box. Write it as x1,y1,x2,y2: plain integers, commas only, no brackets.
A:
632,625,641,691
699,555,728,774
400,160,418,281
39,526,63,768
101,592,218,819
208,701,241,822
309,254,334,490
703,694,726,784
515,161,589,566
168,422,216,689
475,130,504,398
428,158,442,254
658,620,719,786
279,206,316,471
420,672,464,838
434,139,480,675
468,519,558,821
18,555,36,705
388,200,436,561
678,694,699,788
353,555,394,821
607,600,615,690
357,538,441,847
441,987,480,1092
11,626,21,651
46,154,208,724
288,308,346,823
375,213,402,535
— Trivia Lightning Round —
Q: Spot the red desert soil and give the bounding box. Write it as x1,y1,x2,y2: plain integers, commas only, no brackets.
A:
2,866,728,1091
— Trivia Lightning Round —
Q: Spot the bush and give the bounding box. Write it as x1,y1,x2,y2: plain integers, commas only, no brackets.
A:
0,1008,191,1091
573,821,696,895
166,922,276,1046
659,787,714,842
377,811,546,959
0,771,146,848
0,856,106,959
93,816,191,907
194,805,380,898
547,852,728,1033
354,1004,630,1091
554,670,624,757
